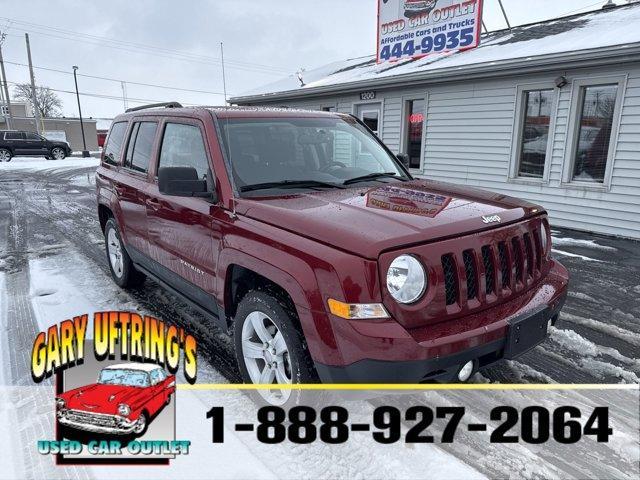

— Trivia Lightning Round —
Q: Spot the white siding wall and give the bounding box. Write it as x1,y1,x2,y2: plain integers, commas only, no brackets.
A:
250,63,640,239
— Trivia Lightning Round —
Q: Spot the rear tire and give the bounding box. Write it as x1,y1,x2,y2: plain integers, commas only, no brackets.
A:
104,218,145,288
0,148,11,162
234,290,317,407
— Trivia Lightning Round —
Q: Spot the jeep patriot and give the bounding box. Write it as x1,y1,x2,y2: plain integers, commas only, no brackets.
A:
96,103,569,404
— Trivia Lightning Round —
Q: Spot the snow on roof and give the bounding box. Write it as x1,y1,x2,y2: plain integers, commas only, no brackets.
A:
234,4,640,101
103,363,162,372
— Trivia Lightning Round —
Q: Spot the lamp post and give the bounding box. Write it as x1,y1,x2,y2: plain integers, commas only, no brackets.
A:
72,65,90,158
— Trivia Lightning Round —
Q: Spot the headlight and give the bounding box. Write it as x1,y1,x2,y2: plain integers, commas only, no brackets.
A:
387,255,427,304
56,398,65,409
118,404,130,416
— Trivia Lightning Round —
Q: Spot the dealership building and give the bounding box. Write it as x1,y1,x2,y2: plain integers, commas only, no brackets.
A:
232,3,640,240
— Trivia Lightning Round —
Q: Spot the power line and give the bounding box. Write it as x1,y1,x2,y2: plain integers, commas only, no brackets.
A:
3,59,229,96
0,17,289,76
5,79,198,105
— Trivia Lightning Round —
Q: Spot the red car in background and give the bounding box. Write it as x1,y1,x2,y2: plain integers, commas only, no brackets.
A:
56,363,175,436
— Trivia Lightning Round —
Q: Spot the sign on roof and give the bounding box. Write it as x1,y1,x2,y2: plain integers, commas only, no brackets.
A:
377,0,484,63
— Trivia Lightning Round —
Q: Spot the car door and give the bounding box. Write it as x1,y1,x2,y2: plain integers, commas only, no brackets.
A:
4,131,25,154
23,132,48,156
145,119,222,312
113,120,159,258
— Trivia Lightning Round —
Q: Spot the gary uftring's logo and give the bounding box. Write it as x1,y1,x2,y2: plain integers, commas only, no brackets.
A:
31,311,196,465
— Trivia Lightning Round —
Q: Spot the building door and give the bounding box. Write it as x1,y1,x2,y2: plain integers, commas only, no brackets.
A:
355,103,382,137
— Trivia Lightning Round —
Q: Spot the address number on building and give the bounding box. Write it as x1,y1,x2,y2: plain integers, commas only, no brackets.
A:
360,91,376,101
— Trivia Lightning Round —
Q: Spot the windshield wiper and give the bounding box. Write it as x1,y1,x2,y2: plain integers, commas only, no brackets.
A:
240,180,346,193
343,172,408,185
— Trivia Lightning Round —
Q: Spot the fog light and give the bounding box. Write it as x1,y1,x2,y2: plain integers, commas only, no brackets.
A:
457,361,474,382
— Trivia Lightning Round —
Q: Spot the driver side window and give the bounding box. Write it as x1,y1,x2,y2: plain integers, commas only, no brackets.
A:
158,123,210,180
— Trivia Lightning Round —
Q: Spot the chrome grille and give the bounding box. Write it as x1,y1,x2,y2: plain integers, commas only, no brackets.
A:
65,410,117,428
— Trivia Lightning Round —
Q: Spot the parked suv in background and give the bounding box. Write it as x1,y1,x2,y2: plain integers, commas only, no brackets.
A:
96,103,569,405
0,130,72,161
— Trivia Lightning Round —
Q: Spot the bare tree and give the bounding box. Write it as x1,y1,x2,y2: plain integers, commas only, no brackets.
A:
12,83,62,118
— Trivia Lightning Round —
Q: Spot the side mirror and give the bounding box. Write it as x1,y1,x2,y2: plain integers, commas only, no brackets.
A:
158,166,212,198
397,153,410,168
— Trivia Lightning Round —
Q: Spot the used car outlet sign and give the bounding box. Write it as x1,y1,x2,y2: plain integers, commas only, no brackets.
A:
377,0,483,62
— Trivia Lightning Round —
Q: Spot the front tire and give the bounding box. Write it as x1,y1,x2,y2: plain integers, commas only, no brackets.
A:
104,218,145,288
132,412,148,436
0,148,12,162
234,290,316,406
51,147,66,160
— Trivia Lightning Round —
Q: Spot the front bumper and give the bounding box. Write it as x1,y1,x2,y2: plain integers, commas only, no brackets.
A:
58,409,138,435
313,260,568,383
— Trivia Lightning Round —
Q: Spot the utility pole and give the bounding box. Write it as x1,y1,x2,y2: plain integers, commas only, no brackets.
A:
121,81,128,111
25,33,42,134
0,31,13,129
73,66,90,157
220,42,228,106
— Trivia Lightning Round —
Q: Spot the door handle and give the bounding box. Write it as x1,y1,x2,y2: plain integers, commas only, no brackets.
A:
146,198,162,210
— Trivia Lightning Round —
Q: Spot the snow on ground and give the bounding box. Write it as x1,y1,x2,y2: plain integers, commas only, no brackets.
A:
551,236,617,251
551,248,602,262
0,156,99,171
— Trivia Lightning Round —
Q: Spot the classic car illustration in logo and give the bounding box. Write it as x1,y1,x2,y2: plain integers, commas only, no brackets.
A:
404,0,438,17
56,363,175,437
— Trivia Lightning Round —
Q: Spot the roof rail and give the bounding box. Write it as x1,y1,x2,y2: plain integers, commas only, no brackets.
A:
125,101,183,113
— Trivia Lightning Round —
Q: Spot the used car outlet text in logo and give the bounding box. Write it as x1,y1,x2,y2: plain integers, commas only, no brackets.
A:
378,0,483,62
30,311,198,384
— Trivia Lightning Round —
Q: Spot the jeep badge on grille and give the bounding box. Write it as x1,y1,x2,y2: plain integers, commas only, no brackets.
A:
482,215,502,224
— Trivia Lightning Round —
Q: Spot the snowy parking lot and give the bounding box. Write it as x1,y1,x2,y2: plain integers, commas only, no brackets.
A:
0,157,639,479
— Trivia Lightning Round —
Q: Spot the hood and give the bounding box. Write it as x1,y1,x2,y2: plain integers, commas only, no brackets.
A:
60,383,145,415
236,179,542,259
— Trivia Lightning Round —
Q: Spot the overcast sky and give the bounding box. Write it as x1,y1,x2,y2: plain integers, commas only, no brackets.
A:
0,0,621,120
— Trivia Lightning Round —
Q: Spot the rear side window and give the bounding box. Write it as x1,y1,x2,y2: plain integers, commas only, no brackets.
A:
25,132,43,141
158,123,210,180
4,132,23,140
103,122,128,165
124,121,158,173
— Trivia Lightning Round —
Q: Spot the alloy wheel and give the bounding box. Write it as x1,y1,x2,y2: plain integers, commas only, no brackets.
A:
51,147,65,160
241,310,292,405
0,149,10,162
107,228,124,278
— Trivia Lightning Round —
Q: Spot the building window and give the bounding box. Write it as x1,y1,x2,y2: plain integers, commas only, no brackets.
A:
516,89,554,178
321,106,336,112
571,84,618,183
361,110,379,136
0,105,8,116
403,99,425,169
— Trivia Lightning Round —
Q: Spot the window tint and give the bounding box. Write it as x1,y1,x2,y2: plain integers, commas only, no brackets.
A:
4,131,23,140
517,89,554,178
158,123,210,179
404,99,425,169
572,84,618,183
104,121,128,165
125,122,157,173
25,132,43,141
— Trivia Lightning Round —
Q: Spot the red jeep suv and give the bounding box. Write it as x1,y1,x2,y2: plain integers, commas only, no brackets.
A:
96,103,568,404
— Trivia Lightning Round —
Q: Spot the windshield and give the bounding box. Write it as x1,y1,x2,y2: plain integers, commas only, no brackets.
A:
218,116,408,195
98,369,150,387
